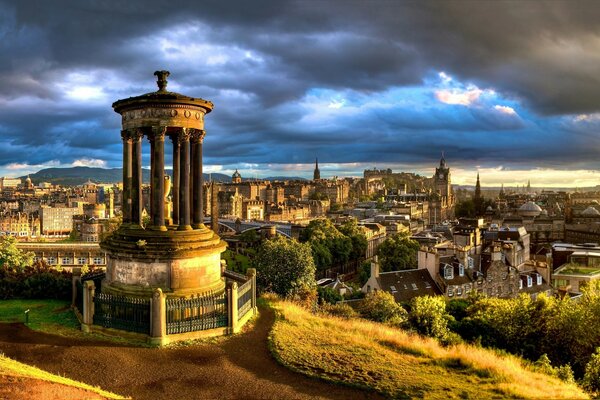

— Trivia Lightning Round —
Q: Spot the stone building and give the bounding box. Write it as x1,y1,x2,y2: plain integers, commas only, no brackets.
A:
0,212,39,239
40,205,81,236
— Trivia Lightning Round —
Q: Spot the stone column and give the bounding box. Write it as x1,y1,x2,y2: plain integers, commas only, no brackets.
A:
150,127,167,231
82,280,95,333
171,134,180,226
178,128,192,230
246,268,257,312
228,281,239,334
150,288,167,346
190,129,206,229
131,129,144,227
121,130,132,224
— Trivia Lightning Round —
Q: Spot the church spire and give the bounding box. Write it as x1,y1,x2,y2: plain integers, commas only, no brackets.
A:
313,157,321,180
440,151,446,168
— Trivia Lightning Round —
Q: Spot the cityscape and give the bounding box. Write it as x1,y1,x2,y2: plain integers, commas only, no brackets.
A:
2,1,600,399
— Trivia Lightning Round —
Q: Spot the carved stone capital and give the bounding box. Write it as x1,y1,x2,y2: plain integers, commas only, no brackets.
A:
178,128,191,143
120,130,132,142
147,126,167,142
189,129,206,143
130,128,145,142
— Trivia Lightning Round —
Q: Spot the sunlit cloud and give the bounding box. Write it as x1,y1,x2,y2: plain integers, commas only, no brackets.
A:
494,105,517,115
435,86,483,106
72,158,107,168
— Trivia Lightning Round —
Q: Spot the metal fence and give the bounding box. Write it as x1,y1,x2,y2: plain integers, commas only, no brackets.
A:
237,279,253,320
93,292,151,334
166,292,228,335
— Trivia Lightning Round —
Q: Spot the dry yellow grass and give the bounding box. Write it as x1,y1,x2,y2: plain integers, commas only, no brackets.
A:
268,299,588,399
0,353,128,399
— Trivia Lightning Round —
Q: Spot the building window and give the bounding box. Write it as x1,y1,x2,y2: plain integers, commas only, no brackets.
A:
527,276,533,288
456,287,463,296
536,274,542,285
77,257,87,265
459,264,465,277
468,257,474,269
519,279,523,290
62,257,71,265
448,286,454,297
444,264,453,280
93,257,103,265
47,257,55,265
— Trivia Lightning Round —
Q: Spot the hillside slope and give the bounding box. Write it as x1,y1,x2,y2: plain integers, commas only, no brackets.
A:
268,300,588,399
0,353,127,399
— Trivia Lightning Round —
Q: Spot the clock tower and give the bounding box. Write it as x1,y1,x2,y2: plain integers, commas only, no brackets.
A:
434,153,451,197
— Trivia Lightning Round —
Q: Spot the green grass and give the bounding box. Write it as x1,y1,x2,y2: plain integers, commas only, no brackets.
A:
267,297,588,399
0,299,148,346
555,265,600,276
0,299,79,335
0,353,128,399
222,250,252,273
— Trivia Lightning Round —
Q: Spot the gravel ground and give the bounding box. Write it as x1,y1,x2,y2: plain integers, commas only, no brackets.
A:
0,306,383,400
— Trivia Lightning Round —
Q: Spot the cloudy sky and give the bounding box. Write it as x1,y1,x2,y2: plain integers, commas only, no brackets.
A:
2,0,600,187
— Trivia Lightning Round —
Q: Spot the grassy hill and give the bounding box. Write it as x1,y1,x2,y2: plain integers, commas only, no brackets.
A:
21,166,306,186
0,353,127,399
268,299,588,399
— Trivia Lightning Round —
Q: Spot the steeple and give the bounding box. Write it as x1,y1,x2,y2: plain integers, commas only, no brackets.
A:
440,151,446,168
527,179,531,193
313,157,321,180
475,172,481,200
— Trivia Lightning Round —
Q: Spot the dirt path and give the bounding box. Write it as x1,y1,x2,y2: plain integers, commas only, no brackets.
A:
0,306,383,400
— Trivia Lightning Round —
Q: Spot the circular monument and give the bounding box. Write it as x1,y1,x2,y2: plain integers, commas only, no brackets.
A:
101,71,227,298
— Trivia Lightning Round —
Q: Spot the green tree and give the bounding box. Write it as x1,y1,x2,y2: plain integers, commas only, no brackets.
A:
360,290,407,325
338,219,368,260
0,236,33,270
377,232,420,271
408,296,453,342
299,219,353,271
254,236,316,298
584,348,600,395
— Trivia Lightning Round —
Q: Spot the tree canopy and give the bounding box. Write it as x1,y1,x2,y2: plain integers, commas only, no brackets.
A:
254,236,316,298
377,232,420,272
0,236,33,270
299,218,367,271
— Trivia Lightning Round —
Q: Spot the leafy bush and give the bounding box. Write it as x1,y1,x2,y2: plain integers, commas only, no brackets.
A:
319,302,358,319
408,295,455,344
317,286,343,304
360,290,407,325
0,261,72,300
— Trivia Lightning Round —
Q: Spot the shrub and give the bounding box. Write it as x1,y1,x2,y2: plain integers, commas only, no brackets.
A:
408,296,455,343
0,261,72,300
319,302,358,319
360,290,407,325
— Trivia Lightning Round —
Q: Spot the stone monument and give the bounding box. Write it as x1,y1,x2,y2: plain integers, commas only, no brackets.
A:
101,70,226,298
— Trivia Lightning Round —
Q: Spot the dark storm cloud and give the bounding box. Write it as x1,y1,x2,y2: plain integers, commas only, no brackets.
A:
1,0,600,175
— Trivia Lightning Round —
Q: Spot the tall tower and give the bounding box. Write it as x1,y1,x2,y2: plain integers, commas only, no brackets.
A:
313,157,321,180
475,172,481,200
232,169,242,184
433,153,451,197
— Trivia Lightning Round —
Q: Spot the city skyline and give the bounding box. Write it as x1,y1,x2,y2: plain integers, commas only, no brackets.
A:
2,1,600,187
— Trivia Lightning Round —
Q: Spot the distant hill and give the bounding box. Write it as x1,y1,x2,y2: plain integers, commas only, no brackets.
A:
22,167,231,186
21,167,307,186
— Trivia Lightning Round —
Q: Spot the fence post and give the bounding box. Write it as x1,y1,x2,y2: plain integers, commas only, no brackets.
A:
72,269,82,308
246,268,257,314
81,280,95,333
150,288,167,346
228,281,238,334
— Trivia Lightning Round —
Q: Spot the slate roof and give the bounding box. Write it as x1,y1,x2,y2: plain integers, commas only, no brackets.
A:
378,269,442,303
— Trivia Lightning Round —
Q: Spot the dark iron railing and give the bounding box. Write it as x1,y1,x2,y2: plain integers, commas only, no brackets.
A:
93,292,151,334
166,291,228,334
75,279,83,314
237,279,253,320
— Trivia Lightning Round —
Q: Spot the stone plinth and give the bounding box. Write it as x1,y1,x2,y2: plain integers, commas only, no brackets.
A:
101,224,226,297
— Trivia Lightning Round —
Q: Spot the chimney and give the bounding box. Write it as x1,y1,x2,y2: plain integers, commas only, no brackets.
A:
371,255,380,279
